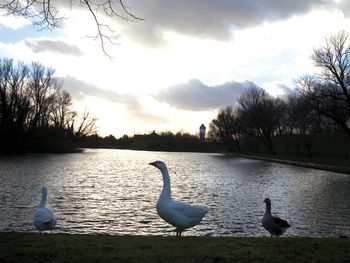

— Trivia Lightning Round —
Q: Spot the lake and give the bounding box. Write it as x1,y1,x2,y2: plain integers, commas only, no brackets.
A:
0,148,349,237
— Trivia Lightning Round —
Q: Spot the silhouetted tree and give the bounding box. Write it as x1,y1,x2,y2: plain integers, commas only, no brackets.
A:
0,58,30,152
51,89,73,128
208,106,242,152
297,31,350,136
284,92,329,135
27,62,57,129
0,57,97,153
66,109,97,140
238,86,284,154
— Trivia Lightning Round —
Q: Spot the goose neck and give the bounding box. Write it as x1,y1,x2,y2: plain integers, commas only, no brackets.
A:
39,191,47,208
160,167,171,199
265,203,271,215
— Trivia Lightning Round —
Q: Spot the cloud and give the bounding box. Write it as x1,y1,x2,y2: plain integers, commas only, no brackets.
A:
60,76,166,122
0,12,31,30
24,39,83,56
123,0,333,45
156,79,258,111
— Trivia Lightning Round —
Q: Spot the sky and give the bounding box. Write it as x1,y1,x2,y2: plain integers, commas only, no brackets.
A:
0,0,350,137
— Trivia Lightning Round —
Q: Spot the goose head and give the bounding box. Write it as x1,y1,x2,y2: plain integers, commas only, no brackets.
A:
149,160,167,171
263,197,272,211
263,198,271,205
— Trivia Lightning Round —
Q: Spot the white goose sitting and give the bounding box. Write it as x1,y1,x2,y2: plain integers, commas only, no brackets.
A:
33,186,57,233
149,160,208,237
262,198,290,237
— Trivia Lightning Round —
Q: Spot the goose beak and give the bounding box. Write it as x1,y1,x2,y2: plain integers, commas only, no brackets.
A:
149,161,156,166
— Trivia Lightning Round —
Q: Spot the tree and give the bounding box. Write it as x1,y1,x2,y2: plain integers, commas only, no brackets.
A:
286,91,337,134
51,89,73,128
66,109,97,140
27,62,57,129
297,31,350,136
0,0,142,56
208,106,242,152
237,86,284,154
0,57,97,153
0,58,30,152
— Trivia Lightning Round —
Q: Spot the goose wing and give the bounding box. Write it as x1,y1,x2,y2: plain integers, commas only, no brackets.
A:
272,216,290,228
170,200,208,217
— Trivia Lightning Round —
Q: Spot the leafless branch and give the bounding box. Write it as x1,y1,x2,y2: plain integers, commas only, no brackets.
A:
0,0,143,57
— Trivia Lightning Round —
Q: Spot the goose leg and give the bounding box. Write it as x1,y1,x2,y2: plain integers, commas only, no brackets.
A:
175,228,183,237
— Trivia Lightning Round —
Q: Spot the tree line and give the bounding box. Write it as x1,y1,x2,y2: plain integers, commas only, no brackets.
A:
209,31,350,156
0,58,96,153
79,130,219,152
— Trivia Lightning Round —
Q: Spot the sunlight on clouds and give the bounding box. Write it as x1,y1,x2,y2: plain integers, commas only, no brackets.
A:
0,12,31,29
60,7,350,135
81,94,216,137
1,6,350,137
73,96,127,136
138,96,216,136
230,9,350,94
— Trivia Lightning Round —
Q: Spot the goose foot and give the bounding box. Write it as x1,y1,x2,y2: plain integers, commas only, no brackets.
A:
175,228,182,237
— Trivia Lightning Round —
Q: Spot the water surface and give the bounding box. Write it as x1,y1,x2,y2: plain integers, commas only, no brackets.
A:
1,149,349,237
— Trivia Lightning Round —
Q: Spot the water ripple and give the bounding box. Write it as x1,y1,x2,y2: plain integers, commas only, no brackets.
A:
0,149,349,237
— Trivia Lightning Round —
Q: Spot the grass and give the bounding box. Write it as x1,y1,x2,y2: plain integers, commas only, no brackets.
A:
231,152,350,174
236,133,350,173
1,232,350,262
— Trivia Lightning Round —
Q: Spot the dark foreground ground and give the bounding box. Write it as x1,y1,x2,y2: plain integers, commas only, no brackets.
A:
1,232,349,262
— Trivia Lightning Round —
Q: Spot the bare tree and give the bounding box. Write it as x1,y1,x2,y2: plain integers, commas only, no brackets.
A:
0,0,142,56
66,109,97,140
0,57,98,152
297,31,350,136
50,88,73,128
0,58,30,152
27,62,58,129
238,86,285,155
208,106,242,152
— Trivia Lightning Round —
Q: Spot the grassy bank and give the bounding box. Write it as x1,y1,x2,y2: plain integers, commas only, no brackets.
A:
1,233,349,263
230,153,350,174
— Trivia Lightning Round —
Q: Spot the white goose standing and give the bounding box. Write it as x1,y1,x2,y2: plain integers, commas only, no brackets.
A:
262,198,290,237
149,160,208,236
33,186,57,233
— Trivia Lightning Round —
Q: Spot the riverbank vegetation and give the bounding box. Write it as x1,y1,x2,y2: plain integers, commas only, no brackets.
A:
2,31,350,165
1,232,349,263
77,32,350,171
78,130,220,152
207,32,350,168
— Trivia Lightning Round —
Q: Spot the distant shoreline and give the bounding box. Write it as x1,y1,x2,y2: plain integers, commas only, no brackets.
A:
227,152,350,175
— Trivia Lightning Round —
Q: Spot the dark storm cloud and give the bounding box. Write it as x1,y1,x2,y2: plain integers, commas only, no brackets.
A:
156,79,258,111
24,39,83,56
123,0,333,45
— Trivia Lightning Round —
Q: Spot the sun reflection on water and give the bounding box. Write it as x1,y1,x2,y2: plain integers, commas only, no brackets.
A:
0,149,349,237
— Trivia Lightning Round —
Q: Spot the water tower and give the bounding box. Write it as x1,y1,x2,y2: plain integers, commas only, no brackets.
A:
199,124,206,141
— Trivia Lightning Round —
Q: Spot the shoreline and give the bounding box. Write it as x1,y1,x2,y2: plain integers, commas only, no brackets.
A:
227,153,350,175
